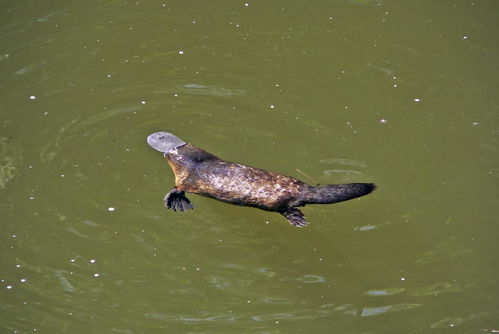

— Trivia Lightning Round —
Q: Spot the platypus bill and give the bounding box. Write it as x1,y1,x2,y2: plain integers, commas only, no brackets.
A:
147,132,376,227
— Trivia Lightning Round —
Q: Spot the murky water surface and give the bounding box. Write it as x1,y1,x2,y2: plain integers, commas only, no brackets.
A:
1,1,499,333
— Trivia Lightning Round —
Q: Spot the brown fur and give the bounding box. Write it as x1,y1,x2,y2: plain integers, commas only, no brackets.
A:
162,143,376,227
166,144,312,212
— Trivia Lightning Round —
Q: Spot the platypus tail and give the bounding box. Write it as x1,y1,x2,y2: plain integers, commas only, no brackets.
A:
304,183,376,205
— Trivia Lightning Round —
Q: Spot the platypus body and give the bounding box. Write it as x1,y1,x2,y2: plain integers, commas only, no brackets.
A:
147,132,376,227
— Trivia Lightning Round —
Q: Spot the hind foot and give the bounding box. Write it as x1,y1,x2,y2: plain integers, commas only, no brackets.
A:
164,188,194,212
281,208,308,227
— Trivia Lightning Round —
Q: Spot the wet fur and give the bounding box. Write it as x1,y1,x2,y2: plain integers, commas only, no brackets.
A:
164,143,376,227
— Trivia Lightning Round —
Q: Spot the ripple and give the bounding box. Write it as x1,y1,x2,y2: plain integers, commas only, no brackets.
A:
0,136,22,189
297,274,327,284
416,239,475,265
365,288,406,296
431,312,489,328
54,270,75,292
181,84,246,97
319,158,367,168
361,303,421,317
409,282,461,296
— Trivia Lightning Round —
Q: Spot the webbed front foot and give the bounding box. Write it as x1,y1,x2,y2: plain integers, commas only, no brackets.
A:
164,188,194,212
281,208,308,227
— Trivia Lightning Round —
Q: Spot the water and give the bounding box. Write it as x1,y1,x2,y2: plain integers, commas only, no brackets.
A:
1,0,499,333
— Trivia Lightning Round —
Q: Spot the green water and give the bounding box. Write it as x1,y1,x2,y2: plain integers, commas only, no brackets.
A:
1,0,499,333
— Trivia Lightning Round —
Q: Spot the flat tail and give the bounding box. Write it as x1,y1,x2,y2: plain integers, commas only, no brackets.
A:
306,183,376,205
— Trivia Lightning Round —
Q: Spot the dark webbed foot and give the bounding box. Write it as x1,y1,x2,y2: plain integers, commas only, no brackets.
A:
164,188,194,212
281,208,308,227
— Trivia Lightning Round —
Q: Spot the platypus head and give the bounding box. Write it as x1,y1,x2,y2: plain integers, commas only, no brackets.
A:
147,132,186,154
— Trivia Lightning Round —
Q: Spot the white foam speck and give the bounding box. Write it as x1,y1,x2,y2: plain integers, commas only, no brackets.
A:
108,207,115,212
414,98,421,102
29,95,37,100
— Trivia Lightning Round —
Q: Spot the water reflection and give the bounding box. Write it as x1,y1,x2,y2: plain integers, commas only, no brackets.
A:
360,303,421,317
365,287,405,296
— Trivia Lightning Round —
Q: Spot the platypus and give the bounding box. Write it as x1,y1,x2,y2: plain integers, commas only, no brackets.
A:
147,132,376,227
